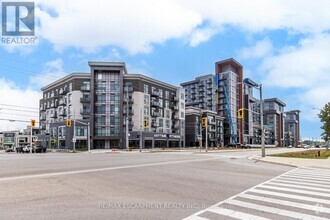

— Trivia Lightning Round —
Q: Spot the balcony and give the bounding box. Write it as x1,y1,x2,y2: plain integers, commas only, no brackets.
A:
199,83,204,87
123,109,134,115
151,101,159,107
40,106,46,111
207,85,212,90
59,88,67,95
49,112,57,118
191,90,196,94
80,85,90,91
80,109,90,115
80,97,91,103
209,120,216,125
151,90,159,97
123,121,134,126
151,122,158,127
40,115,46,121
172,106,179,111
207,79,213,84
58,99,66,106
207,102,213,106
151,111,160,117
172,115,179,120
124,87,133,93
209,128,216,133
172,124,180,130
199,93,205,97
58,110,67,116
199,99,204,103
173,96,179,102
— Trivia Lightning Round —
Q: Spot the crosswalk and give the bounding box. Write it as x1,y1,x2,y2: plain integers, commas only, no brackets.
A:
184,168,330,220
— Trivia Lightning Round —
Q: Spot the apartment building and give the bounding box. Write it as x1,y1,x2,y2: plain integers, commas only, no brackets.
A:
263,98,286,146
180,74,216,112
215,58,244,145
38,61,185,150
0,126,39,149
284,110,300,147
243,78,261,144
185,106,224,147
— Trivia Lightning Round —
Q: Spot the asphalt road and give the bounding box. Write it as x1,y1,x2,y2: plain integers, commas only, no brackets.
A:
0,149,294,220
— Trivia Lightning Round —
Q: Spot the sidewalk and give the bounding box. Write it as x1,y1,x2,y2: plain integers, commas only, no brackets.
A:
252,155,330,169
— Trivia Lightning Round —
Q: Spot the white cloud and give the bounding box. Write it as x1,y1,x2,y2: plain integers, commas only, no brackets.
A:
0,79,40,131
259,33,330,122
240,38,273,59
28,59,67,88
33,0,330,54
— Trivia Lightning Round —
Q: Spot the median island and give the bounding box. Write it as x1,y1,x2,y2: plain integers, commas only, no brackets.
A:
271,149,330,159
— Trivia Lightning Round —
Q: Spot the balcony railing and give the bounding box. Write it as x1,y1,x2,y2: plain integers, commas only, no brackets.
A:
59,88,67,95
151,122,158,127
80,109,90,115
80,97,91,103
151,111,160,117
59,110,67,116
49,112,57,118
151,90,159,96
123,109,134,115
172,106,179,111
58,99,66,106
80,85,90,91
123,121,134,126
173,96,179,101
151,101,159,107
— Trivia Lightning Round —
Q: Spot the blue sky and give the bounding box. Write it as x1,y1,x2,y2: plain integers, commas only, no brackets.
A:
1,0,329,140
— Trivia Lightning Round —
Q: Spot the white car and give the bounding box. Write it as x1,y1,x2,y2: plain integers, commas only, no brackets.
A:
22,145,32,153
303,145,310,149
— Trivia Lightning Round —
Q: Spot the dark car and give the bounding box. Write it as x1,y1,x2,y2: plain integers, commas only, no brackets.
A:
32,141,47,153
241,144,252,149
16,146,24,153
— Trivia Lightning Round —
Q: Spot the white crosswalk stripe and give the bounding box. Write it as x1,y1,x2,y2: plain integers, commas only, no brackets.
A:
183,168,330,220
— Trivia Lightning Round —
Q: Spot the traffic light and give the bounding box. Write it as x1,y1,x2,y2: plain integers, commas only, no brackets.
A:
144,119,149,128
238,108,244,119
31,119,36,127
202,117,207,128
66,119,72,127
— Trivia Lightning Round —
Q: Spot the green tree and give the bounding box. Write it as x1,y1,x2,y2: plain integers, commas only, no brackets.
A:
319,102,330,142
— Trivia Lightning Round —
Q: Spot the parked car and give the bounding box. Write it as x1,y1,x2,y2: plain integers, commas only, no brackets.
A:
241,144,251,149
303,145,310,149
5,145,14,152
22,145,32,153
16,146,24,153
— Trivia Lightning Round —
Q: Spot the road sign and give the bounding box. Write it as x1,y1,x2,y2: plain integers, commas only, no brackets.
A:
72,138,76,143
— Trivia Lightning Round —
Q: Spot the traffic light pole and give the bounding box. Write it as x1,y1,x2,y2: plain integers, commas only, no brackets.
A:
125,87,129,150
205,119,208,153
30,124,32,153
73,109,76,153
260,84,265,157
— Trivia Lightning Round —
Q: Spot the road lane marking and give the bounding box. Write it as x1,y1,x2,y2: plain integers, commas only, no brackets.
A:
258,184,330,198
208,207,270,220
0,157,218,182
184,168,330,219
271,179,330,189
282,174,330,181
264,181,330,193
238,193,330,214
249,188,330,205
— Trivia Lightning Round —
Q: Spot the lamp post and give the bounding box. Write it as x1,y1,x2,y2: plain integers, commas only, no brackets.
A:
243,79,265,157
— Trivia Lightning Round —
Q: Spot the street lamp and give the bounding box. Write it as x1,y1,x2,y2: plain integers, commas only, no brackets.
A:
243,78,265,157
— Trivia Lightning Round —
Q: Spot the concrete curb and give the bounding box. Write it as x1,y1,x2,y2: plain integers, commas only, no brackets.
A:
248,156,297,168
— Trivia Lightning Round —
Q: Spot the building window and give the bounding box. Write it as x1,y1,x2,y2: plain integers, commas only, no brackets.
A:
144,95,149,105
166,110,170,119
144,84,149,93
159,99,163,107
144,106,149,115
165,91,169,99
68,94,72,104
159,89,163,97
69,83,72,92
159,119,163,127
165,100,169,109
165,120,170,128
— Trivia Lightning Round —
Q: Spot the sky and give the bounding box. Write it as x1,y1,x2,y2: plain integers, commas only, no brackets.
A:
0,0,329,140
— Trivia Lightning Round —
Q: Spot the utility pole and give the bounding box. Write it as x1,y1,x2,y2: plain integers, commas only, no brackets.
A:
140,107,143,152
30,125,32,153
199,121,202,152
73,109,76,153
205,117,208,152
125,87,129,150
260,84,265,157
87,121,90,152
